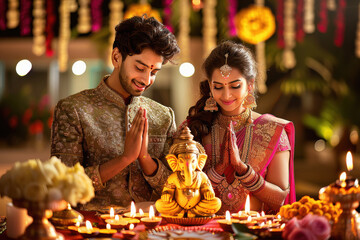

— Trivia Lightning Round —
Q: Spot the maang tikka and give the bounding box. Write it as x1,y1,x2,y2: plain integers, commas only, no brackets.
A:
220,53,232,78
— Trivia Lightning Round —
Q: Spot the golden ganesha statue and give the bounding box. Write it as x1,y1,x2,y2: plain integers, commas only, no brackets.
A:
155,127,221,218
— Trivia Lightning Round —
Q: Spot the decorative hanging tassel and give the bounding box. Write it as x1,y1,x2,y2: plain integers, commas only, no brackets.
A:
228,0,237,37
317,0,328,33
0,0,6,30
46,0,56,56
334,0,346,47
20,0,32,35
327,0,336,11
179,0,190,62
91,0,104,32
7,0,19,29
163,0,174,33
303,0,315,34
107,0,123,67
32,0,46,56
282,0,296,69
296,0,304,42
203,0,217,59
255,0,266,93
78,0,91,33
276,0,285,48
355,2,360,57
59,0,71,72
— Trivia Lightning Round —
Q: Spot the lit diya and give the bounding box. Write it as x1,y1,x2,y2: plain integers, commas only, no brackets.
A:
121,223,136,239
267,223,285,237
100,207,115,220
231,195,258,220
105,215,129,229
98,223,117,237
123,201,149,219
217,211,240,232
77,220,99,237
140,205,162,229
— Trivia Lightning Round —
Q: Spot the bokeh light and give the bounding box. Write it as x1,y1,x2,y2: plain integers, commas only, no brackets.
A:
72,60,86,76
179,62,195,77
16,59,32,76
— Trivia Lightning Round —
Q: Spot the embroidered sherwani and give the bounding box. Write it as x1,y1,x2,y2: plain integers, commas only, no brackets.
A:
51,76,174,210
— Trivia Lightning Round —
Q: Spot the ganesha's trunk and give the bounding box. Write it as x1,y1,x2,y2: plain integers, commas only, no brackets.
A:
184,162,194,186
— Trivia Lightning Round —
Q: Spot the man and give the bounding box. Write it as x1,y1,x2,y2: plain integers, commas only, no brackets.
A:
51,16,180,210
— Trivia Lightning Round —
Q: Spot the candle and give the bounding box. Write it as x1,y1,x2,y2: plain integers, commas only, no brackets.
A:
217,211,240,232
105,215,129,229
98,223,117,237
231,195,258,220
121,223,136,239
77,220,99,237
248,222,268,235
140,205,162,229
251,212,267,224
267,223,285,237
6,202,33,239
100,207,115,220
238,216,257,227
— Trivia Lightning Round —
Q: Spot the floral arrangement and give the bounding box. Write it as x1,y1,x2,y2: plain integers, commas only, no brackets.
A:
0,157,94,206
235,5,276,44
278,195,341,222
282,214,331,240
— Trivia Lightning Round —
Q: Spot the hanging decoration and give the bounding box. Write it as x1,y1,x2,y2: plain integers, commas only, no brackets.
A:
282,0,296,69
7,0,19,29
317,0,328,33
163,0,174,32
295,0,304,42
59,0,71,72
77,0,91,33
0,0,6,30
327,0,336,11
91,0,103,32
32,0,46,56
276,0,285,48
20,0,32,36
45,0,56,56
356,2,360,58
203,0,217,59
228,0,237,37
234,5,276,45
178,0,190,62
108,0,123,67
191,0,203,11
303,0,315,33
334,0,346,47
123,3,161,22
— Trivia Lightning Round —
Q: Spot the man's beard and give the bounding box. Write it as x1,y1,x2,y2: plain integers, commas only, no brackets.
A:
118,66,143,96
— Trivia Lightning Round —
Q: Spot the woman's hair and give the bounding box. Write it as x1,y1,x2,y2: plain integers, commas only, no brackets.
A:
187,40,257,141
113,16,180,64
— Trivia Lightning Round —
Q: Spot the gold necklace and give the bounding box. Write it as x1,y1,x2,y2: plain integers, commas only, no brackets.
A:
217,108,251,132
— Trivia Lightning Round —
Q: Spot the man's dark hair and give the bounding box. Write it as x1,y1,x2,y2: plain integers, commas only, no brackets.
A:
113,16,180,64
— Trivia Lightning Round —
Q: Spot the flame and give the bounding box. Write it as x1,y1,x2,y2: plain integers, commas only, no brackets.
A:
75,221,80,227
130,201,136,218
340,172,347,182
85,220,93,230
106,223,111,230
115,215,120,221
244,195,250,213
355,179,359,187
139,209,144,217
346,151,353,171
149,205,155,219
225,211,231,222
261,211,265,217
129,223,134,230
280,223,286,229
67,203,72,210
256,212,260,217
247,216,252,221
277,215,281,220
110,207,114,218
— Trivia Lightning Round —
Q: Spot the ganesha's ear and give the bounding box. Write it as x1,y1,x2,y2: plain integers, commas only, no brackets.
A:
166,154,178,172
197,154,207,171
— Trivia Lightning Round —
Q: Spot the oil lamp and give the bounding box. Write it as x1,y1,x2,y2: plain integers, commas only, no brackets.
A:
140,205,162,229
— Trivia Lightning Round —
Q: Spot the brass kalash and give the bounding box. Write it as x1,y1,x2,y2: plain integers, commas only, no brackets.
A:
155,127,221,224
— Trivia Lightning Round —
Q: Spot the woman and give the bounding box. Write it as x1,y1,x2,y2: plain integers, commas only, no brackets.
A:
183,41,295,214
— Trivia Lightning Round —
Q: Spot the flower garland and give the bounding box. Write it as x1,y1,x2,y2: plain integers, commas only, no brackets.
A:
356,1,360,58
203,0,217,59
276,0,285,48
282,0,296,69
78,0,91,33
179,0,190,62
7,0,19,29
91,0,104,32
327,0,336,11
317,0,328,33
20,0,31,35
123,3,161,22
303,0,315,33
45,0,56,57
59,0,71,72
334,0,346,47
163,0,174,33
0,0,6,30
108,0,123,67
227,0,237,37
32,0,46,56
295,0,304,42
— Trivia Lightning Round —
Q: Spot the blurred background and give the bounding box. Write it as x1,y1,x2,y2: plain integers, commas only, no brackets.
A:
0,0,359,215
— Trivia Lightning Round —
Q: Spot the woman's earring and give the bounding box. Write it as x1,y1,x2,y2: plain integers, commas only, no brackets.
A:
204,92,218,112
243,92,257,109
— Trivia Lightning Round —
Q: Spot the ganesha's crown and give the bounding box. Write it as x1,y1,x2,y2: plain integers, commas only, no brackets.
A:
169,127,205,155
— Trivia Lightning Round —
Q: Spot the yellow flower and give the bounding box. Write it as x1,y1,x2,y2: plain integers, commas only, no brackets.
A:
124,4,162,23
235,5,275,44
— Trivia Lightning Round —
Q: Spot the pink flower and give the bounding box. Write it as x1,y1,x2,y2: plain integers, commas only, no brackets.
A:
288,228,316,240
299,213,314,228
307,216,331,240
282,217,300,239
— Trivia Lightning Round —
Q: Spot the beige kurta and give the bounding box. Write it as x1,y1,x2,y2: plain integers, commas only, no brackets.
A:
51,76,175,210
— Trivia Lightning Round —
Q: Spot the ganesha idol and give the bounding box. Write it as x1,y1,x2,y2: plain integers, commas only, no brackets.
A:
155,127,221,218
